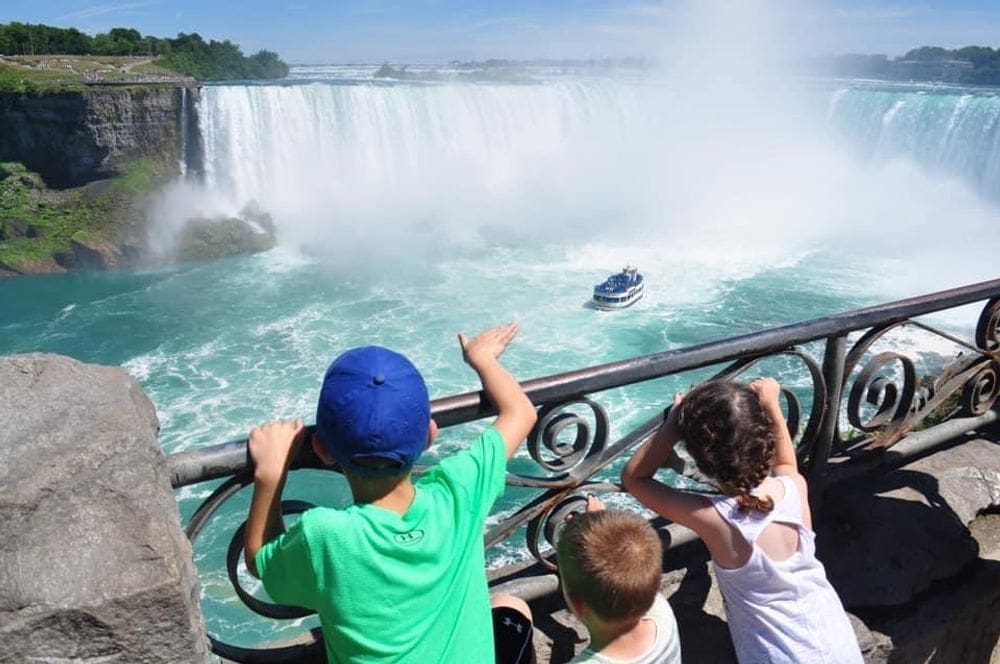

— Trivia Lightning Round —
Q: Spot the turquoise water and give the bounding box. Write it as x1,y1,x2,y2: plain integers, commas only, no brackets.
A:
0,244,963,645
2,69,998,646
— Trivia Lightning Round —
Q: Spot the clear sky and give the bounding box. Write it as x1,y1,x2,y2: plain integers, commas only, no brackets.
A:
2,1,1000,64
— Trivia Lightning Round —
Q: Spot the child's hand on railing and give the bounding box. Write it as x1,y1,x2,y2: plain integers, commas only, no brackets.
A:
750,378,782,411
248,418,307,483
663,393,684,439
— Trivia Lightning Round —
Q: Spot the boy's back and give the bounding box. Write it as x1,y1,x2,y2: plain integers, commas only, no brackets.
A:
257,426,508,662
245,324,538,663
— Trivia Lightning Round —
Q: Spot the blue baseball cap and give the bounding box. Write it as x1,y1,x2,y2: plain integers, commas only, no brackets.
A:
315,346,430,475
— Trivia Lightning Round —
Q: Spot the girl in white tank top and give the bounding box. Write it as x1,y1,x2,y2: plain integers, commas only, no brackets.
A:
622,378,863,664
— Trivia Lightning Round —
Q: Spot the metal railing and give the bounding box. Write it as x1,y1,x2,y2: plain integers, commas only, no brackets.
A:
168,278,1000,662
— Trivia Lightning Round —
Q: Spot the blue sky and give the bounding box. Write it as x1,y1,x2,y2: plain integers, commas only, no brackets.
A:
3,1,1000,64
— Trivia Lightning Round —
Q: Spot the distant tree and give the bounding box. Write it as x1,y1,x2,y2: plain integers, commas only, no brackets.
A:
954,46,996,68
0,22,289,80
901,46,953,62
248,50,289,78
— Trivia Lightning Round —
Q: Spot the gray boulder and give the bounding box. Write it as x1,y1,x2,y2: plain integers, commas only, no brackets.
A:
0,354,208,662
818,437,1000,608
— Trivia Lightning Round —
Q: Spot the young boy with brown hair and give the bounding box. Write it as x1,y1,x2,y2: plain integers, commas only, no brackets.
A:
556,496,682,663
243,323,538,663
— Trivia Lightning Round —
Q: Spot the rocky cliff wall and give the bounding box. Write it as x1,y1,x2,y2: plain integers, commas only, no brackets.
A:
0,86,199,188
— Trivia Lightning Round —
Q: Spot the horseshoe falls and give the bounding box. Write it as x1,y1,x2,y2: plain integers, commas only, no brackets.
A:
827,85,1000,199
2,68,998,645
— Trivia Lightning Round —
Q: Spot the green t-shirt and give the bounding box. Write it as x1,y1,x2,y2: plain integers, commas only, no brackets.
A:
255,426,507,664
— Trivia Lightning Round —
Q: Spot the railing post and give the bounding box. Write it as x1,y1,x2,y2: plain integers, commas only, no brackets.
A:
808,334,848,509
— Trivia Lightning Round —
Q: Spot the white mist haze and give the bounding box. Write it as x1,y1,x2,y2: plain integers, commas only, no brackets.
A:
150,0,997,295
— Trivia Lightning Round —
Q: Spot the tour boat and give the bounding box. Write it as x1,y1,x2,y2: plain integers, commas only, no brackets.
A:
592,265,644,310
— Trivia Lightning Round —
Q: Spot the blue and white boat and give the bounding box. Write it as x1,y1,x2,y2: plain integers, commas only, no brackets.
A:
592,265,644,310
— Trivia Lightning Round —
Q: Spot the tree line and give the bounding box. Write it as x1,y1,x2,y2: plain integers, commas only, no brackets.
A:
821,45,1000,85
0,22,288,81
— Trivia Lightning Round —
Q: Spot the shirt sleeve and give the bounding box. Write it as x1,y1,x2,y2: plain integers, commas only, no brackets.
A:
253,515,318,609
432,426,507,521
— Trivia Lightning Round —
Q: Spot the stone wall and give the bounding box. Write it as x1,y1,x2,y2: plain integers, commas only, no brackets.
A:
0,354,209,662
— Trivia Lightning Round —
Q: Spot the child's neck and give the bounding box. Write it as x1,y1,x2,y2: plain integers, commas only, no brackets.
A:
347,474,416,515
586,615,655,659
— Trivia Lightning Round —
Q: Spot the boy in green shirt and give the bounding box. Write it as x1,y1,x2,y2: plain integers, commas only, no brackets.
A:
244,323,538,663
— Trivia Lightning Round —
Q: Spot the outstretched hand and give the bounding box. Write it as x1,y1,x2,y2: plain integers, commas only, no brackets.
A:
458,322,518,370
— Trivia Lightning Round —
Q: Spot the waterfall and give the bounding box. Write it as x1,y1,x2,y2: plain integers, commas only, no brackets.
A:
178,87,188,177
185,75,999,273
196,80,641,216
827,87,1000,198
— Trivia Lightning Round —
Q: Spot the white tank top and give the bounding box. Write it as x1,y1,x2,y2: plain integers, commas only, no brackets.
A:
709,475,864,664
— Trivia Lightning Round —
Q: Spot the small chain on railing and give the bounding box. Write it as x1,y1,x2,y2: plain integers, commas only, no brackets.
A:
168,281,1000,662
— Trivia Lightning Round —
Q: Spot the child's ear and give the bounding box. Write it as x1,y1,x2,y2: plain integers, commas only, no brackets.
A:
426,418,438,450
312,434,336,466
567,592,589,620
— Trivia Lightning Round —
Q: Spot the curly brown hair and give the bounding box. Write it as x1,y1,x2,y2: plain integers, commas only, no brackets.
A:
677,380,776,512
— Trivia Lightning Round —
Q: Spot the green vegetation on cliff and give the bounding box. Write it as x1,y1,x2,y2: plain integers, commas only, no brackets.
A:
0,22,288,83
0,161,278,275
0,160,165,273
0,57,181,93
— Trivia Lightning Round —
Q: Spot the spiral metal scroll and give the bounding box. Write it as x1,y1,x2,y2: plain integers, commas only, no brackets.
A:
962,361,1000,415
846,351,918,433
525,483,618,571
711,349,826,463
520,398,610,484
976,297,1000,352
841,316,999,450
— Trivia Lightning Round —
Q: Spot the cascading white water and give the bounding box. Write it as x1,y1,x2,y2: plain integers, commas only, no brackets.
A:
195,78,659,258
183,70,999,295
178,87,189,177
828,86,1000,198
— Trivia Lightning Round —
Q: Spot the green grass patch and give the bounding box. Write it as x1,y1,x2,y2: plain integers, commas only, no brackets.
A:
0,56,186,92
0,160,166,272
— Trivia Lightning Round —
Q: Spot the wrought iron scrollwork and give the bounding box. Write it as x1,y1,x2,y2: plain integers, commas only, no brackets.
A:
525,483,618,571
184,475,323,660
227,501,315,620
976,297,1000,352
840,314,999,449
520,398,610,483
846,351,918,434
712,349,826,463
962,361,1000,415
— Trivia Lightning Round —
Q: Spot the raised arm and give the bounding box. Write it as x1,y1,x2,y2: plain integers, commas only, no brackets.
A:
621,395,712,528
244,418,306,577
458,322,537,459
749,378,798,475
750,378,812,527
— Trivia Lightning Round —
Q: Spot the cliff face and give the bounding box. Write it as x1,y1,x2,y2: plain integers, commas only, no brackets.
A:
0,84,273,276
0,86,200,188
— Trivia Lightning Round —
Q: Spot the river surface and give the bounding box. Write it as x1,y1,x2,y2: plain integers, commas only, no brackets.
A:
1,65,997,645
